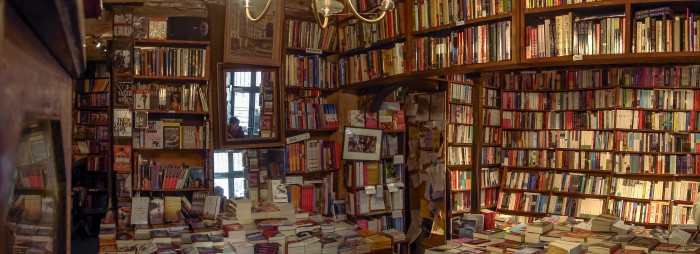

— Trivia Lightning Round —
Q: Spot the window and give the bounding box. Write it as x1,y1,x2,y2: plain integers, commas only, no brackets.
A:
213,151,246,199
225,71,262,138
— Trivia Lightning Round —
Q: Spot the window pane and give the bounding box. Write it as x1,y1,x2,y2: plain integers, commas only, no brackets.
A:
234,71,251,87
232,152,244,172
255,71,262,87
233,178,245,198
215,178,230,199
214,152,229,173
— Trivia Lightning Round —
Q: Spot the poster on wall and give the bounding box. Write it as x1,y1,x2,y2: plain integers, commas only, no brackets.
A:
224,0,283,66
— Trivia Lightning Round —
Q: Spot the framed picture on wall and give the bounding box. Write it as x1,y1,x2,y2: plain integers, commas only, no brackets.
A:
342,127,383,161
224,0,283,66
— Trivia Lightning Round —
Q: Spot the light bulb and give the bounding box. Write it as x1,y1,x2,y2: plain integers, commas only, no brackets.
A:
315,0,343,16
379,0,395,11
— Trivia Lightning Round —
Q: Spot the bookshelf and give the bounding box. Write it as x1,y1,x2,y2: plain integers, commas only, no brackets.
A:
110,32,213,228
343,102,408,233
71,61,112,229
280,16,343,216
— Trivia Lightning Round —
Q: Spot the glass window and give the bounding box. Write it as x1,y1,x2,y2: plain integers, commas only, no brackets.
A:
213,151,246,199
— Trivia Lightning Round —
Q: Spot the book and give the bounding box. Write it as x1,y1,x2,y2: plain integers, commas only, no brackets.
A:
131,197,149,225
674,246,700,254
611,235,637,248
365,112,378,128
486,241,517,254
589,242,622,254
669,229,693,245
188,167,205,188
269,179,287,203
162,122,180,149
527,222,553,234
203,195,221,219
349,110,365,127
540,230,567,242
113,145,132,172
651,244,680,254
625,237,660,253
473,228,505,240
113,109,133,137
116,174,132,199
148,198,164,225
164,196,181,223
134,89,150,109
143,121,163,149
547,240,582,254
587,232,617,244
560,230,592,243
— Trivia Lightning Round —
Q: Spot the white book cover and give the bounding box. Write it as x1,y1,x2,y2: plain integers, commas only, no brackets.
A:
203,196,221,219
131,197,150,225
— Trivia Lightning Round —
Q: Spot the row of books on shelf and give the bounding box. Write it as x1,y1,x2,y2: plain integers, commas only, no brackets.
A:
504,171,551,191
285,140,340,173
286,20,338,51
412,0,512,31
72,140,108,154
381,134,402,157
524,0,602,9
501,90,615,110
133,83,209,112
503,66,700,90
616,131,700,153
16,163,46,189
133,156,206,190
447,125,499,144
348,109,406,131
526,13,626,58
484,108,501,126
346,161,402,187
346,188,404,216
503,150,612,171
74,124,109,141
633,7,700,53
498,192,550,213
133,120,210,150
611,178,672,201
76,78,110,93
9,195,53,223
128,192,218,225
133,47,207,78
502,130,550,148
450,82,473,104
76,93,109,108
87,155,108,172
285,101,339,129
287,184,323,213
74,110,109,125
452,191,472,212
83,192,109,210
284,54,339,89
339,2,405,52
503,110,614,129
449,104,474,124
616,110,700,131
85,174,107,190
549,196,604,218
619,88,700,110
412,20,512,71
609,200,671,224
615,153,700,174
339,42,405,85
552,130,613,150
551,173,608,195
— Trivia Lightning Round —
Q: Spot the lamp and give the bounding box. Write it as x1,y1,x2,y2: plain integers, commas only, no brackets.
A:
243,0,395,29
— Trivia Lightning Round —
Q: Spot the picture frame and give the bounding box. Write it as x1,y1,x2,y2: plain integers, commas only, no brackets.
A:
342,127,383,161
223,0,283,66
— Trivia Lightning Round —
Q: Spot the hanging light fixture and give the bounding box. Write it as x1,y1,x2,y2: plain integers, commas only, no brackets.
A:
243,0,395,28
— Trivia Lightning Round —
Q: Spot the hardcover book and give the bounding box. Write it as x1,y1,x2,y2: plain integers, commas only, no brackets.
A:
191,191,207,216
348,110,365,127
474,228,505,240
116,174,132,199
113,145,132,172
188,168,205,188
611,235,637,248
144,121,163,149
651,244,680,254
365,112,378,128
588,242,622,254
674,246,700,254
149,198,164,225
164,196,181,223
131,197,150,225
527,221,553,234
113,109,133,137
625,237,660,253
560,230,593,243
162,122,181,149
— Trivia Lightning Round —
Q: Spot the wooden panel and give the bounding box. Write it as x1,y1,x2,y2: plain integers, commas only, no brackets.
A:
0,7,73,252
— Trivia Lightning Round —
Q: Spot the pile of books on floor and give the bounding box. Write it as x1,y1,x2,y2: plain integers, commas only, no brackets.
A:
98,197,402,254
427,213,700,254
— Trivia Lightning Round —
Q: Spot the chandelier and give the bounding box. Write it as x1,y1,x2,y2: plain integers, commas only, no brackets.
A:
244,0,395,28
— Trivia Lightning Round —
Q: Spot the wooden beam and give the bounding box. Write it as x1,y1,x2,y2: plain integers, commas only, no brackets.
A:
7,0,86,77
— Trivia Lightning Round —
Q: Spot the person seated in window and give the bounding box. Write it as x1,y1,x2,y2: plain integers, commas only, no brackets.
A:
228,116,245,139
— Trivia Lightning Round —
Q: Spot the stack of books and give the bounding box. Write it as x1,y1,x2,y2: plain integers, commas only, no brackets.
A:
525,221,553,243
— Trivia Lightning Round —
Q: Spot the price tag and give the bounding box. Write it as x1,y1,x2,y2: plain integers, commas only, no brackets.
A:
376,185,384,197
305,48,322,55
388,183,399,192
395,182,405,188
456,20,465,26
168,110,176,113
573,55,583,61
365,44,371,49
391,210,403,218
286,133,310,144
393,155,404,164
365,186,376,195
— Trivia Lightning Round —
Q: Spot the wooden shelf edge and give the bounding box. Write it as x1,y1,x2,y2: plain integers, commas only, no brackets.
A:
524,0,627,14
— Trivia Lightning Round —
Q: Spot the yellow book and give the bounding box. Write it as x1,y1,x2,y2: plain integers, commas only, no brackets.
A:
366,162,380,185
164,196,181,223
